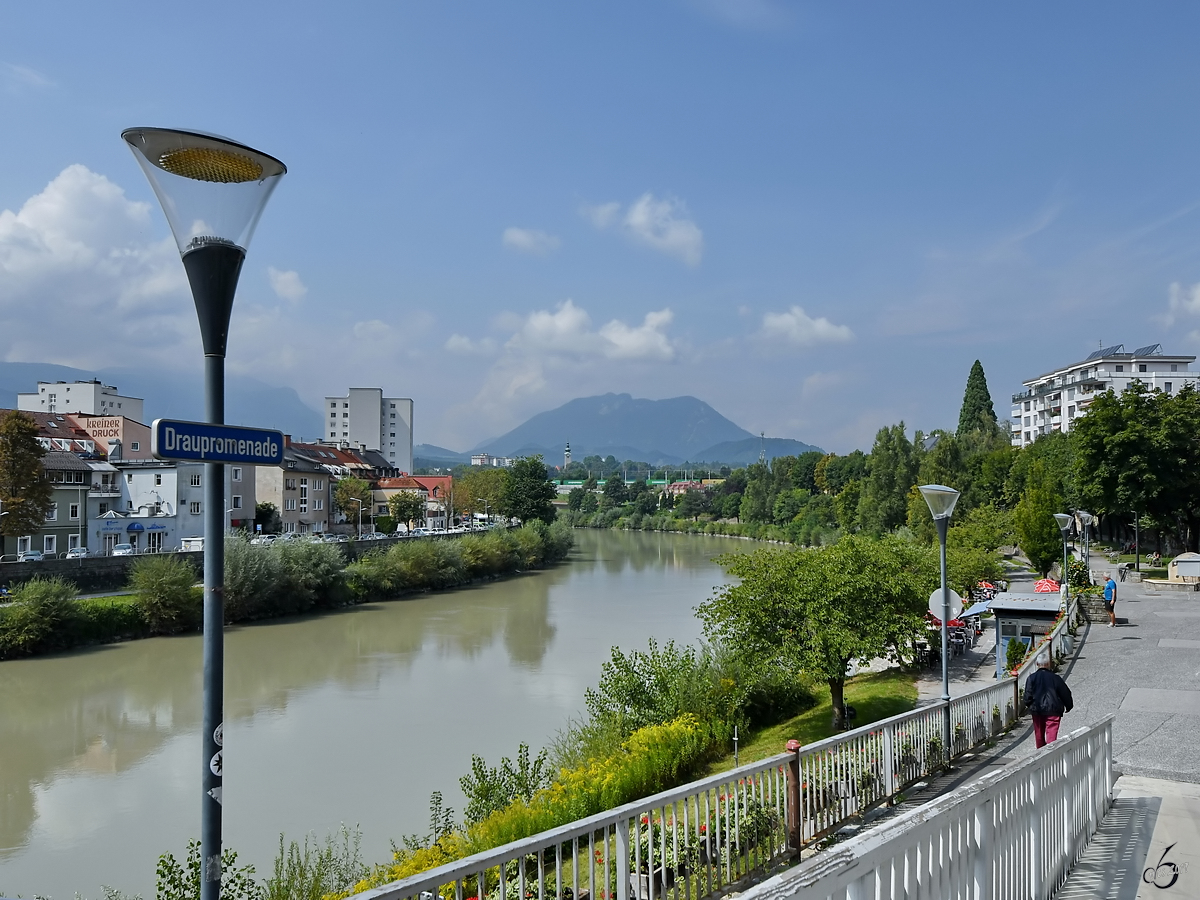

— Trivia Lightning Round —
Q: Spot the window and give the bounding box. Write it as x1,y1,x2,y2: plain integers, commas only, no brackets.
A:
343,403,349,408
331,402,337,408
314,498,324,511
315,480,324,491
1172,364,1179,372
1024,401,1030,411
69,503,80,520
377,504,388,514
343,412,349,418
155,473,162,486
44,535,56,554
99,503,109,515
284,521,296,533
300,478,308,513
128,500,134,510
147,532,164,552
68,534,81,551
190,501,202,515
390,413,396,418
130,442,140,451
331,412,337,418
45,504,57,522
285,478,297,490
232,467,242,482
285,498,297,511
232,495,242,509
390,432,396,438
1116,365,1123,372
191,473,202,487
1068,405,1076,418
1139,364,1147,373
17,536,30,553
1166,382,1173,393
127,473,134,482
75,471,85,483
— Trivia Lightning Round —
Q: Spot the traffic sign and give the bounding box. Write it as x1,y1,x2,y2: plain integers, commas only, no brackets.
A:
152,419,285,465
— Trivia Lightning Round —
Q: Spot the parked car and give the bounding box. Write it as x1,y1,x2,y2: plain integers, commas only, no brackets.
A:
65,547,90,559
250,535,277,546
17,550,44,562
411,528,429,537
111,543,135,557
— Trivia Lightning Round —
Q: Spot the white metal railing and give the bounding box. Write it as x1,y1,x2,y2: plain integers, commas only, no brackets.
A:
739,716,1114,900
1013,594,1077,692
351,679,1023,900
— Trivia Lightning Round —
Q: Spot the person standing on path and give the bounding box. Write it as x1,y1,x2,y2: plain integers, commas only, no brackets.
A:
1024,651,1074,748
1104,574,1117,627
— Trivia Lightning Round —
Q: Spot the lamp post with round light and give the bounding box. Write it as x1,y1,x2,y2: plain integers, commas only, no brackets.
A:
1054,513,1073,597
1078,510,1094,576
920,484,960,755
122,128,285,900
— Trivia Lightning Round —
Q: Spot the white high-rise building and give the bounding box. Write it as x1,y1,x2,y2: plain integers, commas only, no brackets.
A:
324,387,414,472
1011,343,1198,447
18,380,144,422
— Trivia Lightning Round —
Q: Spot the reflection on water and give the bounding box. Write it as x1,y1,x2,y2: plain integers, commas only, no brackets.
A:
0,530,741,898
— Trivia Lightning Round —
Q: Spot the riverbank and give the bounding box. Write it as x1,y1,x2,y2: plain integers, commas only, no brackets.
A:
0,521,573,660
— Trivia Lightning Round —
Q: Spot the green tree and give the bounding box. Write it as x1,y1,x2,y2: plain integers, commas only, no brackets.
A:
957,360,998,435
334,477,373,529
567,487,587,511
0,410,53,542
858,424,916,535
739,463,771,523
1013,461,1065,576
772,489,810,526
502,456,557,524
601,475,629,507
676,488,710,521
255,501,282,535
699,535,934,729
454,467,509,520
389,491,427,531
906,432,967,543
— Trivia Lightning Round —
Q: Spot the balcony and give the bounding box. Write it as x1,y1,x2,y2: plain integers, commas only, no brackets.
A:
89,483,122,496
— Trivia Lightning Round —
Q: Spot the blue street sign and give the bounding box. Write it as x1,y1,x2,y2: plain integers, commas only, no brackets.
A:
152,419,285,465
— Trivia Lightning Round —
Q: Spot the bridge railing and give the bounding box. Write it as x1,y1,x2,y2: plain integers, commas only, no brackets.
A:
351,677,1022,900
739,716,1114,900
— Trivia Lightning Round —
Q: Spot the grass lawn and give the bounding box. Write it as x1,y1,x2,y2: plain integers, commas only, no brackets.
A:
699,669,918,777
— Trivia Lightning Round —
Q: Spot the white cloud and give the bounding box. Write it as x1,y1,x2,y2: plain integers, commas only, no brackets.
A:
2,62,53,91
506,299,675,362
0,164,193,368
623,194,704,266
599,309,676,360
267,267,307,302
582,194,704,266
1165,282,1200,326
581,202,621,229
760,306,853,346
502,227,561,256
445,334,498,355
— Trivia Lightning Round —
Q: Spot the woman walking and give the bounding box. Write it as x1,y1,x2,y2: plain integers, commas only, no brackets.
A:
1023,651,1074,748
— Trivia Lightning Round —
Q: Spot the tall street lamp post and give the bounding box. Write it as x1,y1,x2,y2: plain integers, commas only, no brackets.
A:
123,128,285,900
920,484,960,757
1054,513,1073,597
351,497,364,538
477,498,490,527
1078,511,1094,577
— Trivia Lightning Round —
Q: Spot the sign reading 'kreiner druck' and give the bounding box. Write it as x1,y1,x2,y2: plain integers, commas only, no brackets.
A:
152,418,285,465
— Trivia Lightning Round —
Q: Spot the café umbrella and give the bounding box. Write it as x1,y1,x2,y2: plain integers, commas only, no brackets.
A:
1034,578,1060,593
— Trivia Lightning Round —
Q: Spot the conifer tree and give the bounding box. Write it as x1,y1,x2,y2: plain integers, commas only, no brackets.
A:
958,360,998,435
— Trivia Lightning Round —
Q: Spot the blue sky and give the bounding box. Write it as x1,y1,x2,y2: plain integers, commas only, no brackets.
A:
4,2,1200,453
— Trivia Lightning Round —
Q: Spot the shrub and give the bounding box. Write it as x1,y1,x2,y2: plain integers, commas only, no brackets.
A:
271,539,346,614
156,840,259,900
0,576,77,656
224,533,283,621
1005,637,1028,672
130,554,202,634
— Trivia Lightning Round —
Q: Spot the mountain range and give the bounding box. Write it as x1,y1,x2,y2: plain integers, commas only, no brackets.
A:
417,393,821,467
0,361,323,439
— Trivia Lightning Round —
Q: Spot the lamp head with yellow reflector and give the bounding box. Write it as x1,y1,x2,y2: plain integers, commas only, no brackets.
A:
122,128,286,357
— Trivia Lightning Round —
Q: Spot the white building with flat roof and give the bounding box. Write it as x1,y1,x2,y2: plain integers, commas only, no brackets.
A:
324,387,414,472
1011,343,1198,447
18,380,144,422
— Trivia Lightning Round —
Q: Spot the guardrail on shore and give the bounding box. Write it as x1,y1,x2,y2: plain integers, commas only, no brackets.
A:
350,678,1023,900
740,716,1114,900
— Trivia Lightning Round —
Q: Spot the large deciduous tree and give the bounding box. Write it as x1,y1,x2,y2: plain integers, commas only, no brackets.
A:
1013,460,1065,576
502,455,557,525
454,467,510,520
699,534,934,729
333,476,373,529
388,490,427,531
858,424,917,535
0,410,53,540
957,360,998,436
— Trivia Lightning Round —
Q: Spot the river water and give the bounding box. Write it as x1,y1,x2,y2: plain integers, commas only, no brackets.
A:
0,530,746,899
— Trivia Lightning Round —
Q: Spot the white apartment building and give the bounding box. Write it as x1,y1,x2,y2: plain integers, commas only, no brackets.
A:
1011,343,1198,447
470,453,514,468
18,380,144,422
324,387,414,472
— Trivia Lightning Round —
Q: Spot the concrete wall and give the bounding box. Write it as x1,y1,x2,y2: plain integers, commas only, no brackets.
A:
0,552,204,593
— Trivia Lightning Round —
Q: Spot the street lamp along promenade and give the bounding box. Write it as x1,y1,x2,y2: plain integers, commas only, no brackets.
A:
123,127,286,900
919,483,960,759
1053,513,1073,598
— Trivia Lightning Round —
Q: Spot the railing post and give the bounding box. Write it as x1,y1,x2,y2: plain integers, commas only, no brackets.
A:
785,740,802,854
974,796,995,900
616,817,631,900
882,724,897,798
1029,769,1042,900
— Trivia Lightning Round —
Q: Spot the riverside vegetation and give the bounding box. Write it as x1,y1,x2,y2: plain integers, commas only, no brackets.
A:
0,521,573,660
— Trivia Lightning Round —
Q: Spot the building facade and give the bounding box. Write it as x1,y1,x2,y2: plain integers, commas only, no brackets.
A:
256,449,333,534
323,388,414,472
1011,343,1198,447
18,380,144,422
